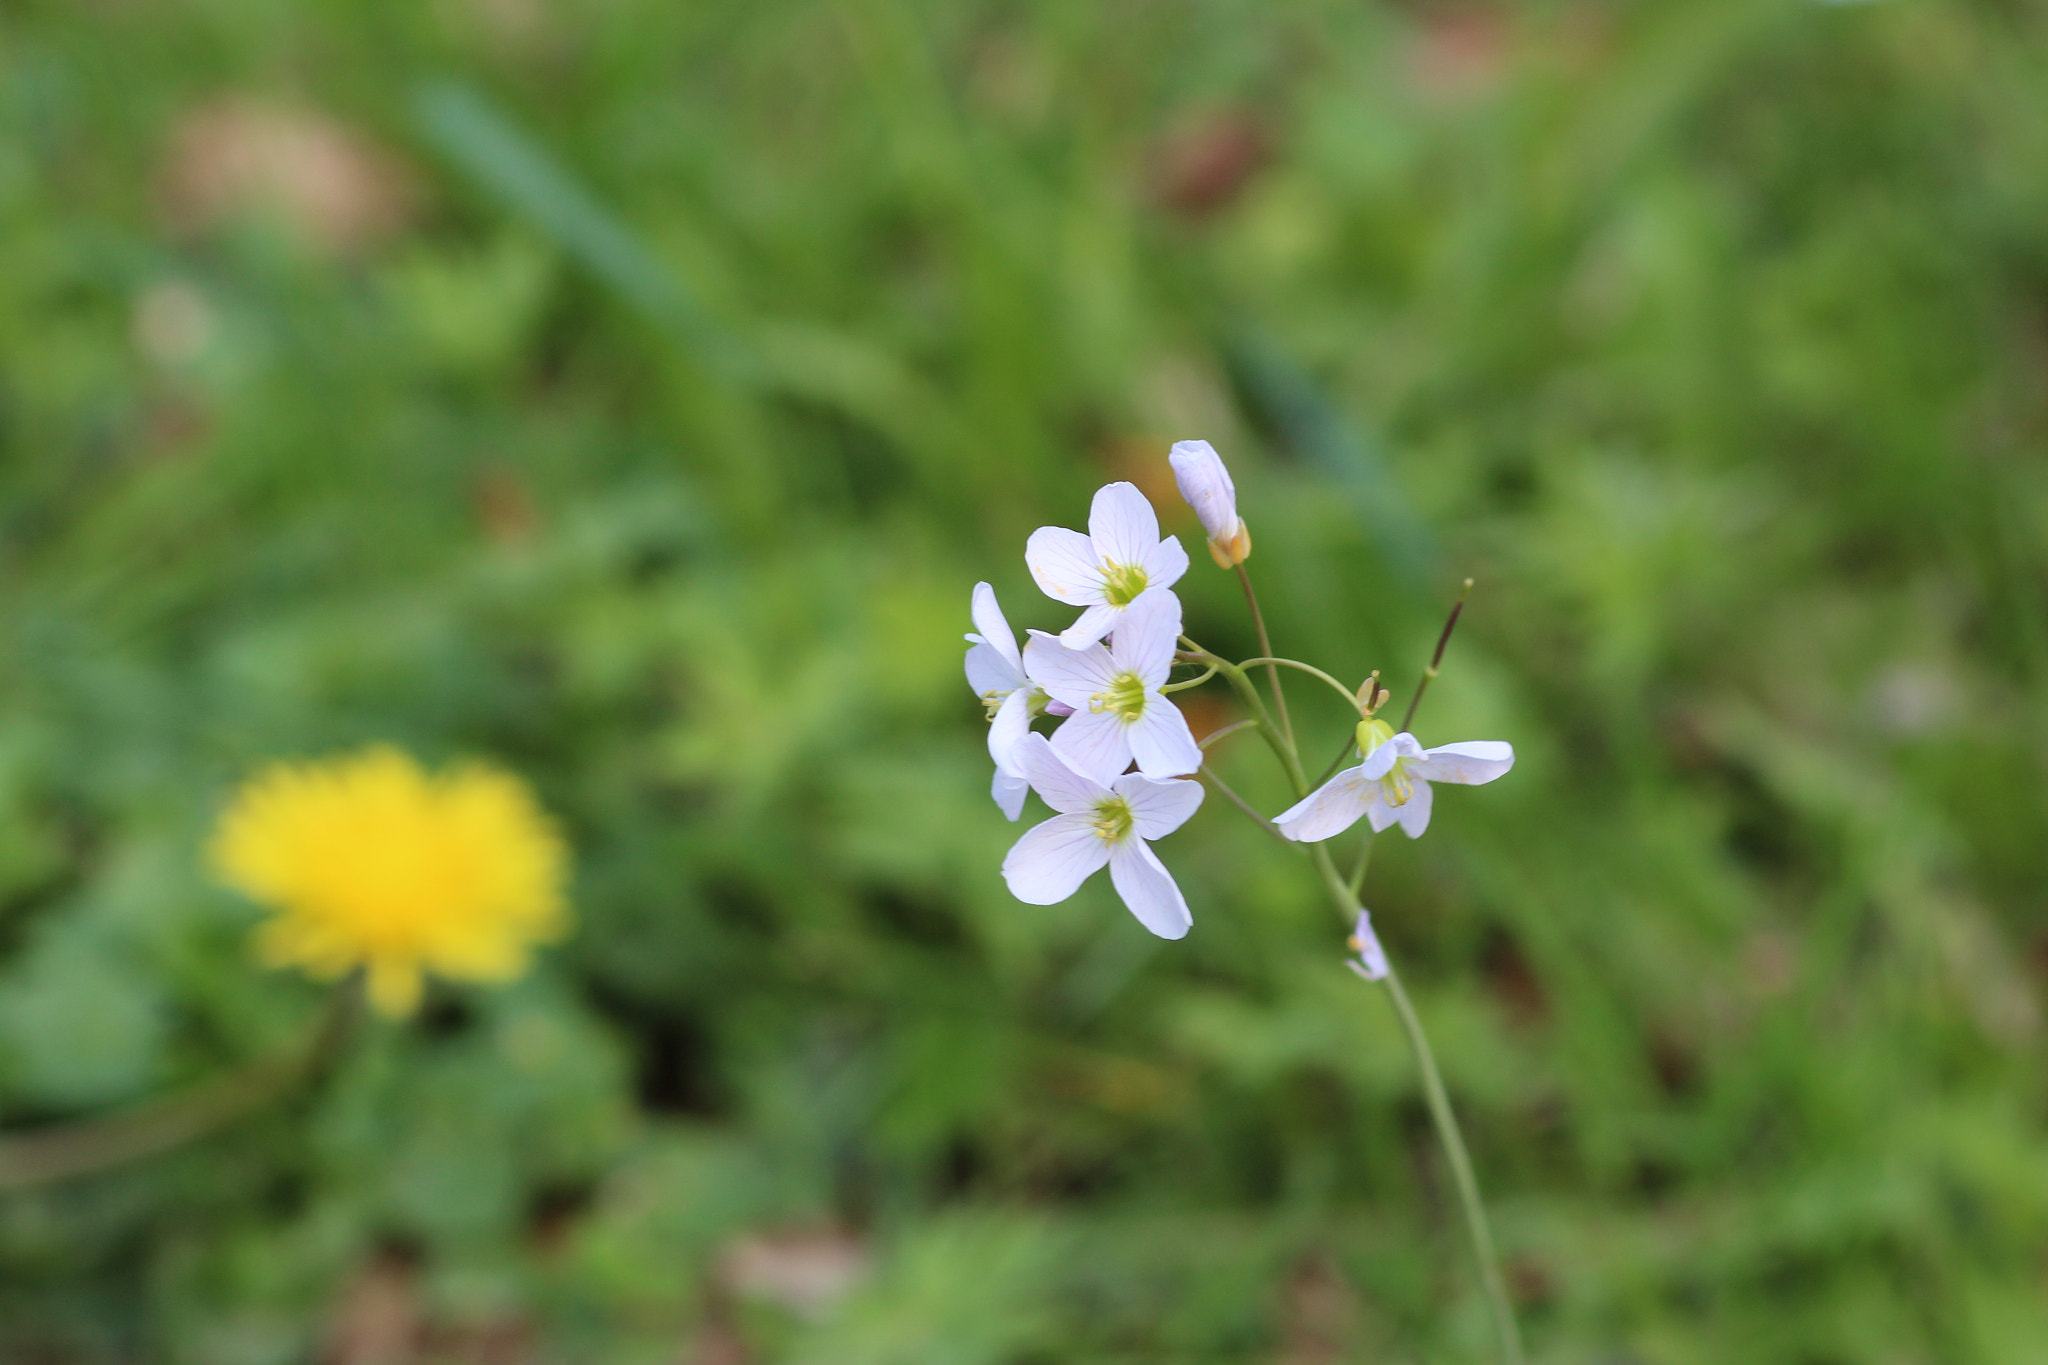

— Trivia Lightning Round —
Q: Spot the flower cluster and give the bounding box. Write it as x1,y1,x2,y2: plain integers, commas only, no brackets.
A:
969,440,1517,946
968,480,1209,937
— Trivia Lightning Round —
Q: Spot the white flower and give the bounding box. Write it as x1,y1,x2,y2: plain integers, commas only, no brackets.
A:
1168,439,1251,569
965,581,1044,820
1000,733,1203,939
1274,721,1513,842
1346,909,1389,982
1023,586,1201,782
1026,481,1190,649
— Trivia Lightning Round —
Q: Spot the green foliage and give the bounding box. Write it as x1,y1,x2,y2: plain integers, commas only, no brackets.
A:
3,0,2048,1359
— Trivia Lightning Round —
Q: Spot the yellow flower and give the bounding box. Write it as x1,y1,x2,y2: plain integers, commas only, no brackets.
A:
209,746,569,1017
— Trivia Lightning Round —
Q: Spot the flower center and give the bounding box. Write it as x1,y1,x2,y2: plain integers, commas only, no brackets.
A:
1092,671,1149,722
1101,560,1149,607
1354,717,1412,805
1092,795,1134,843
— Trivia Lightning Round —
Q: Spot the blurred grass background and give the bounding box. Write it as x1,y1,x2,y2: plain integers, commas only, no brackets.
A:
4,0,2048,1360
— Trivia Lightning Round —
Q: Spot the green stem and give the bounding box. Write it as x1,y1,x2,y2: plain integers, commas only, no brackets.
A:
1305,841,1521,1364
1197,718,1259,751
1234,562,1295,753
1236,658,1367,715
1378,967,1526,1365
1194,650,1306,796
1197,767,1293,848
0,984,359,1192
1346,830,1375,900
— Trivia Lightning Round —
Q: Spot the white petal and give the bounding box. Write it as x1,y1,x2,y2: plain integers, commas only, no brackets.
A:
1126,698,1201,778
1168,440,1237,543
1026,526,1107,606
1057,602,1123,651
1140,534,1190,592
1392,778,1434,838
1024,632,1118,707
992,768,1029,821
1107,586,1181,685
1274,768,1374,842
1365,786,1400,833
1049,708,1134,783
1113,772,1204,840
1412,740,1515,786
1351,909,1389,980
988,688,1033,773
969,582,1023,675
1010,732,1107,814
1108,839,1192,940
1087,481,1161,570
1003,813,1111,904
1359,732,1426,781
966,642,1019,699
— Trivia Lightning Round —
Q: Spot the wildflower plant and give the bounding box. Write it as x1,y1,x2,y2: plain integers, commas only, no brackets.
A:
965,450,1525,1362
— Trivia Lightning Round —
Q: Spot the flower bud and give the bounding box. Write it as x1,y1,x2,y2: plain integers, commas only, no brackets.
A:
1169,439,1251,568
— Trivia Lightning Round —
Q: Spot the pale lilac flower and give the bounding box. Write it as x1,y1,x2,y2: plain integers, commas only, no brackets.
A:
1023,586,1200,782
1026,482,1190,649
1000,734,1203,939
965,582,1047,820
1274,721,1513,842
1168,439,1251,569
1346,909,1389,982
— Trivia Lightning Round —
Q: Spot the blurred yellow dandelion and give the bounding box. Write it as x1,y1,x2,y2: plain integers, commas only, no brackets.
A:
209,746,569,1017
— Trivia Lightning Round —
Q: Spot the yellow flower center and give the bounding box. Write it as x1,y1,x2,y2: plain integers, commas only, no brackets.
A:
1092,670,1149,722
1101,560,1149,607
1093,795,1134,842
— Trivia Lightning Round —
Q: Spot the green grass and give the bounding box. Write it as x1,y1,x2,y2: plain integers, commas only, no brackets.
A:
3,0,2048,1359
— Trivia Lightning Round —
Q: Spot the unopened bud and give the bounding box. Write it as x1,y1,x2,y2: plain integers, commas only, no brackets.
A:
1347,909,1389,981
1170,439,1250,567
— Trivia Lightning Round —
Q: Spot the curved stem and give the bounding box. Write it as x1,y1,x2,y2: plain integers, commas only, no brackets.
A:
1197,718,1258,751
0,984,359,1192
1188,648,1306,796
1238,658,1366,716
1234,563,1295,752
1162,664,1220,693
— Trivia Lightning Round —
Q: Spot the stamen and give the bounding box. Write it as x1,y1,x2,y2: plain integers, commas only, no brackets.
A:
1101,560,1149,607
1090,672,1149,721
1092,796,1133,843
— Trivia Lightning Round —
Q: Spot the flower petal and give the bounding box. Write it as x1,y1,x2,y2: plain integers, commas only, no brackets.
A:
1088,481,1161,570
1126,698,1201,778
1113,772,1204,840
988,688,1033,772
970,582,1022,675
1003,812,1111,904
966,641,1019,699
1392,778,1433,837
1108,839,1192,939
1140,534,1190,593
1024,632,1118,707
1365,787,1400,833
1108,586,1182,685
1010,732,1107,814
1057,602,1123,651
1274,767,1373,842
1359,732,1426,781
1026,526,1107,605
992,767,1029,821
1168,440,1237,543
1412,741,1515,786
1050,708,1134,783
